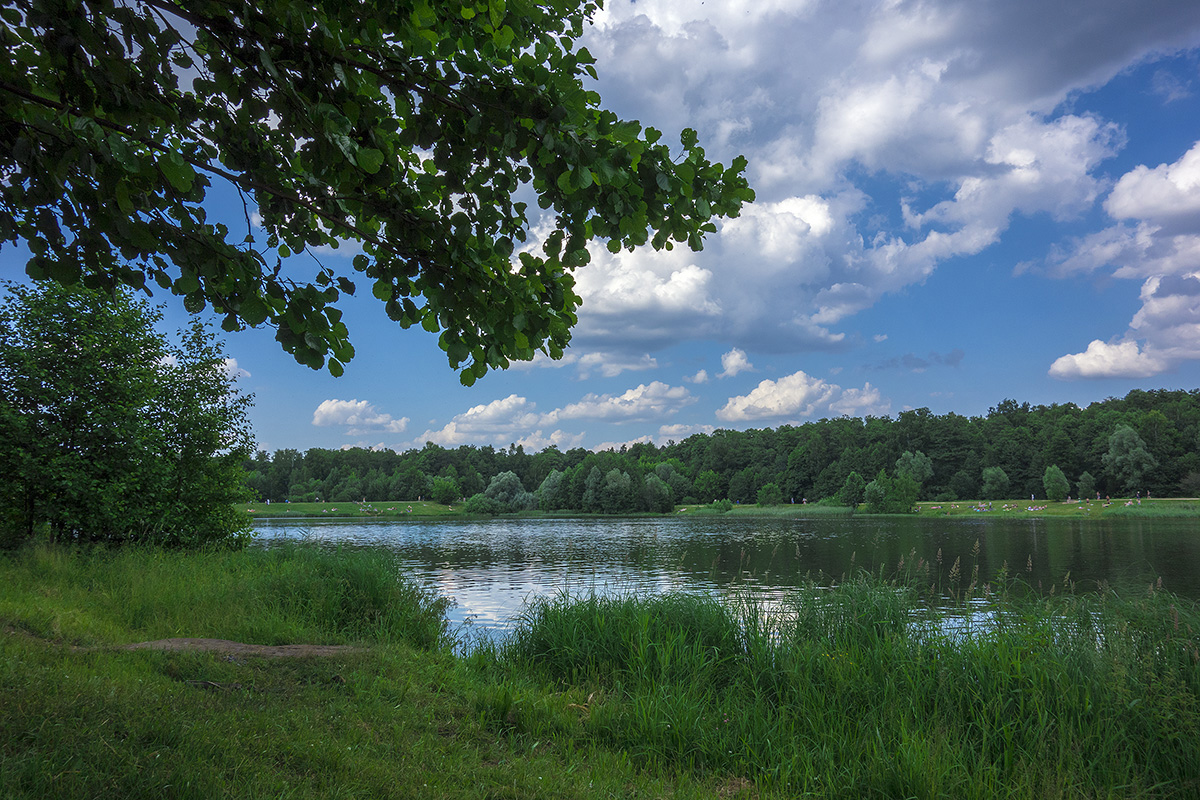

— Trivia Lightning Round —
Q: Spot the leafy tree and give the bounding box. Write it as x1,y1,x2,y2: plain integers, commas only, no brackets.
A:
482,470,535,512
1,0,753,382
1102,425,1158,495
895,450,933,485
1043,465,1070,502
463,493,505,515
429,476,460,505
536,469,566,511
863,470,919,514
1077,470,1097,500
949,469,977,501
0,281,252,546
642,473,674,513
600,469,633,514
756,482,784,506
981,467,1009,500
693,469,723,503
836,471,866,509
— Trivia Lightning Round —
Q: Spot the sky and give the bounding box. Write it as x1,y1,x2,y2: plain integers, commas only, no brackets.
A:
6,0,1200,455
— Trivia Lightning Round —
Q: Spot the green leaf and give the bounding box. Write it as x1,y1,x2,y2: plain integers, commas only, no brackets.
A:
372,279,393,301
488,0,505,28
160,152,195,192
357,148,385,174
328,358,345,377
239,295,269,326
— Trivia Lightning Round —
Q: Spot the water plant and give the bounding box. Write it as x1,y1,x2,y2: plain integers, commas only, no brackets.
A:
493,574,1200,797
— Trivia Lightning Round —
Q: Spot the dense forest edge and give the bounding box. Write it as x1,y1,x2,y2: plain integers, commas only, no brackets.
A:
244,388,1200,515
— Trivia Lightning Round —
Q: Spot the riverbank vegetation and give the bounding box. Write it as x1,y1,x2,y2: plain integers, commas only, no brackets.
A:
243,389,1200,515
3,542,1198,798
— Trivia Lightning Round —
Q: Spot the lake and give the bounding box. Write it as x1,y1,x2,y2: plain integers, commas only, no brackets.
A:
253,514,1200,637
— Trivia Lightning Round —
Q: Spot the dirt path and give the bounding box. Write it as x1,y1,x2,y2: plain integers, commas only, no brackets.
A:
122,638,365,658
4,625,363,658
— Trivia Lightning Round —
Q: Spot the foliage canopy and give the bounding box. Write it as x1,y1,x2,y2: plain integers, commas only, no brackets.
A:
0,0,753,383
0,281,253,546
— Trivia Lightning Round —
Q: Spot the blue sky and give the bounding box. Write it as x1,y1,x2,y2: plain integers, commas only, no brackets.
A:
6,0,1200,455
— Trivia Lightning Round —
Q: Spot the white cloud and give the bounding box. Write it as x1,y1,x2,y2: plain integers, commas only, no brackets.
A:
222,358,250,380
592,435,656,453
829,382,890,417
312,399,408,433
1048,339,1168,379
1105,140,1200,227
407,394,543,447
564,0,1200,360
547,381,696,424
685,369,709,384
716,370,889,422
575,352,659,379
514,429,587,452
657,422,716,441
1045,142,1200,378
718,348,753,378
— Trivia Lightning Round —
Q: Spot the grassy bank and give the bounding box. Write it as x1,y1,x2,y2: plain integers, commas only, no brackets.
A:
916,496,1200,519
4,544,1198,798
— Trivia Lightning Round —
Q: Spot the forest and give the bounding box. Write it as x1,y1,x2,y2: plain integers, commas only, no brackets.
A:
243,389,1200,513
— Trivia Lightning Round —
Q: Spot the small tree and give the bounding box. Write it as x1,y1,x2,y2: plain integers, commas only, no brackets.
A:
1102,425,1158,495
981,467,1010,500
536,469,566,511
694,469,723,503
483,471,535,512
757,483,784,506
1077,471,1097,500
836,471,867,509
0,281,252,547
1043,465,1070,502
429,476,460,505
863,470,918,514
642,474,675,513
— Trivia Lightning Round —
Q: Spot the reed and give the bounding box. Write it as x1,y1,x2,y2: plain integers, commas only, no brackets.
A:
495,574,1200,797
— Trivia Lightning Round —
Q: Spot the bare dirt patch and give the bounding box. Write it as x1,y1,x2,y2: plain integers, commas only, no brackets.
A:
122,638,364,658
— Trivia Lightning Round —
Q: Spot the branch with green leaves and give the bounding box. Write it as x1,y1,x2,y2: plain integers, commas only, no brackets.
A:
0,0,754,382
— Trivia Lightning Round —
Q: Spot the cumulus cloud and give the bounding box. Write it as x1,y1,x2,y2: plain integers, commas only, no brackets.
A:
1046,142,1200,378
718,348,754,378
1105,140,1200,228
684,369,709,384
1048,340,1168,379
222,358,250,380
575,352,659,379
716,370,889,422
312,399,409,434
657,422,716,441
563,0,1200,360
546,381,697,424
406,394,544,447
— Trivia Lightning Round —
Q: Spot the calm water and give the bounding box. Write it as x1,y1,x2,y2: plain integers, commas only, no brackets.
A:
253,514,1200,636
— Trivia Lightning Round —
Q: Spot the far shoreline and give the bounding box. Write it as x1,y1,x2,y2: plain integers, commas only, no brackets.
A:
242,497,1200,522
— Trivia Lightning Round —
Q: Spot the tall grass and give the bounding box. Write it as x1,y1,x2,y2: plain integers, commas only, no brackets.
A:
494,575,1200,797
0,541,451,649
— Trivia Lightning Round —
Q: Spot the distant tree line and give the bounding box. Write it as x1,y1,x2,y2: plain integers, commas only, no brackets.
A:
244,390,1200,513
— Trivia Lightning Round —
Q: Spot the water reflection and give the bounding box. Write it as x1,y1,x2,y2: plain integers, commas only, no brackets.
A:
254,515,1200,636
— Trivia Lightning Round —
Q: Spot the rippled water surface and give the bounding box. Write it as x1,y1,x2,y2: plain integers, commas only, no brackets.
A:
254,514,1200,636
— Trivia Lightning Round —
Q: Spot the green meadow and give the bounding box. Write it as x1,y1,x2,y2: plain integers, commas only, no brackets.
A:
2,542,1199,798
